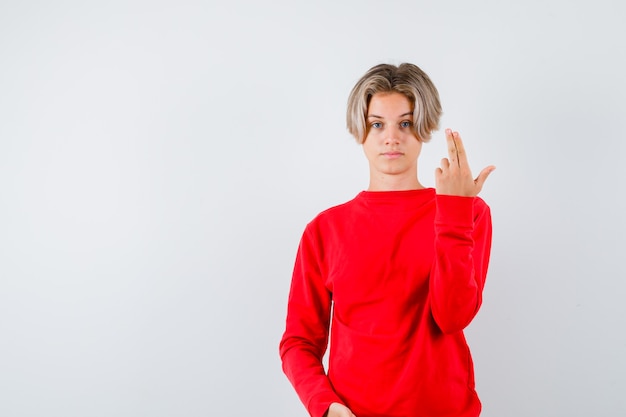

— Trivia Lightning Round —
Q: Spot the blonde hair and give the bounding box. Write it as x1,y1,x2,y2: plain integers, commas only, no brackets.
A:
346,63,442,143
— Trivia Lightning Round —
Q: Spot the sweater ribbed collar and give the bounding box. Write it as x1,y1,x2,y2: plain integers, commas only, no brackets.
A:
356,188,436,208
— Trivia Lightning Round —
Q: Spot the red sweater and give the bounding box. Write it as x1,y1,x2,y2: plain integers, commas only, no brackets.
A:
279,188,492,417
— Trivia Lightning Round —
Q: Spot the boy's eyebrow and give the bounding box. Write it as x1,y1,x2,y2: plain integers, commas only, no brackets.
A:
367,112,413,119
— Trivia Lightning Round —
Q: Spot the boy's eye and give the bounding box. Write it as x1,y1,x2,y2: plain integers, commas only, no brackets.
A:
400,121,412,128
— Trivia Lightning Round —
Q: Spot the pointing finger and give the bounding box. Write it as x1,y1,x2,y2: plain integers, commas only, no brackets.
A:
445,128,459,167
451,130,469,168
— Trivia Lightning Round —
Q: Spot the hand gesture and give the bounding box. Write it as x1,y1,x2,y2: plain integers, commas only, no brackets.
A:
435,128,495,197
326,402,356,417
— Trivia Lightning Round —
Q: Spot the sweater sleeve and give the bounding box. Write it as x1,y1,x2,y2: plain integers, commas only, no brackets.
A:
430,195,493,334
279,225,345,417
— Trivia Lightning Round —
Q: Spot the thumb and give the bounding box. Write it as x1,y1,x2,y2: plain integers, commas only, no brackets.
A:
474,165,495,190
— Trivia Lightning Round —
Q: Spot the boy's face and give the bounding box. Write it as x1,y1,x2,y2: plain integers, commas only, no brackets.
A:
363,92,422,180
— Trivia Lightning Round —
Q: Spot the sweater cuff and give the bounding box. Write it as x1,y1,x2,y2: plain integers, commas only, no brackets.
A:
308,392,345,417
435,195,475,226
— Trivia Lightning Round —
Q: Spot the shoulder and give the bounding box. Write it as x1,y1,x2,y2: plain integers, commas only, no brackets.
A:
304,194,361,234
313,196,359,223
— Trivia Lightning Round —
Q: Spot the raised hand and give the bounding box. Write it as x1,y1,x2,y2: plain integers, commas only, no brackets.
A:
326,402,357,417
435,128,495,197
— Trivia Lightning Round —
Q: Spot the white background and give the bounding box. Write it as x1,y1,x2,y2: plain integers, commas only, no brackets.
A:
1,1,625,416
